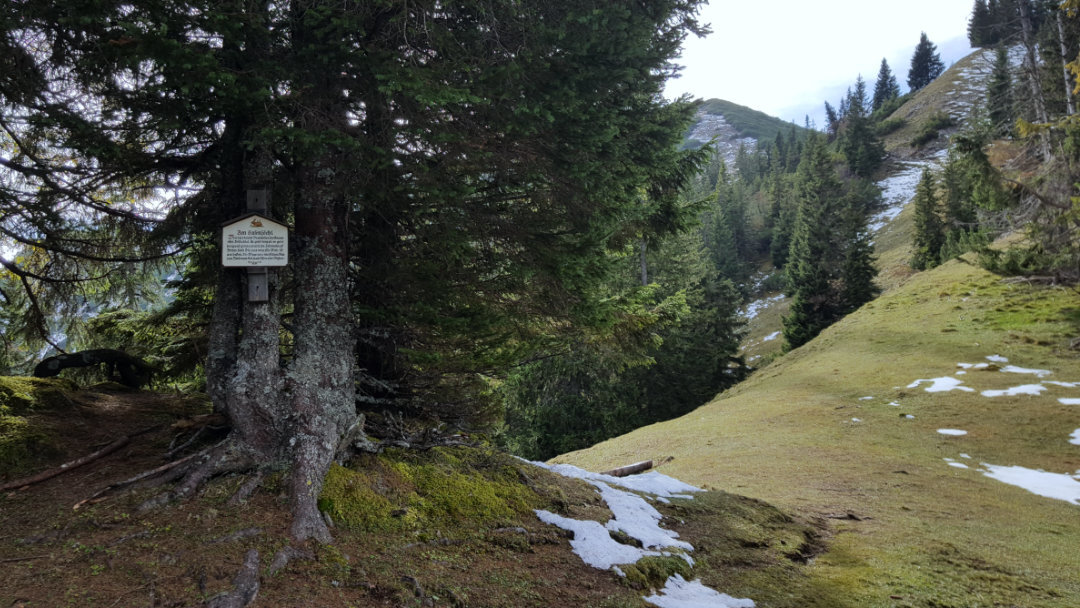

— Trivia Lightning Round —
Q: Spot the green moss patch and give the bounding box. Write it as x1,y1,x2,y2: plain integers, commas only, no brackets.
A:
319,446,546,533
619,555,693,590
0,376,81,478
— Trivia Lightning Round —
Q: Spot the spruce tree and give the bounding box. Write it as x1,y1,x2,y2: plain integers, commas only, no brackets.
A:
987,45,1015,135
1,0,709,542
872,59,902,111
969,0,993,46
911,169,946,270
840,76,885,178
782,137,846,348
908,32,946,91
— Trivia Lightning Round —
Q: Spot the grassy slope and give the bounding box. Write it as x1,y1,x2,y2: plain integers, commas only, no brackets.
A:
556,258,1080,606
557,49,1080,606
696,98,808,142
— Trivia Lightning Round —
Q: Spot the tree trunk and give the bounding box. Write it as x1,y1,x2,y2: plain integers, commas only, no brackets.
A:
282,2,360,543
285,157,357,543
639,238,649,286
1057,11,1076,116
1019,0,1052,157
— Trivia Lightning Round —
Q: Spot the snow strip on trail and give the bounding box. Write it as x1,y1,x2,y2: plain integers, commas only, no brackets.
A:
643,574,756,608
529,461,754,607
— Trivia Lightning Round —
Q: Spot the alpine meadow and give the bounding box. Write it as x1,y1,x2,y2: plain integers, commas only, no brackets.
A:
1,1,1079,607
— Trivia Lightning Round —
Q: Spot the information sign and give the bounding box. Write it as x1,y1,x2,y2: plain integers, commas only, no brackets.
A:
221,214,289,267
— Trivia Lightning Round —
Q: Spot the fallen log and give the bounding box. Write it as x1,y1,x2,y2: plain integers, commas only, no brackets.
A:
600,460,653,478
33,348,154,388
0,436,130,492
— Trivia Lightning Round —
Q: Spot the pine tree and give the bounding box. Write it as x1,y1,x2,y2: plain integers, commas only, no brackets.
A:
824,101,841,140
872,59,902,111
910,169,946,270
908,32,946,91
969,0,994,46
1,0,709,542
840,76,885,178
782,137,846,348
987,45,1016,135
839,198,880,313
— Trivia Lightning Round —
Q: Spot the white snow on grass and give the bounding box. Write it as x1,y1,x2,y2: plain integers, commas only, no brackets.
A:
979,464,1080,505
644,574,755,608
1044,381,1080,388
938,429,968,436
593,481,694,556
957,362,991,370
869,151,948,233
530,461,754,606
534,510,661,570
908,377,975,393
944,458,969,469
981,384,1047,398
999,365,1052,378
986,355,1009,363
740,295,785,321
1059,398,1080,405
1071,430,1080,446
534,462,704,499
762,331,781,342
858,396,873,401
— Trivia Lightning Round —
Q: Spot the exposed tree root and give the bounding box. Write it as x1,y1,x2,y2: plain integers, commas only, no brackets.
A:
268,545,314,576
137,440,255,512
205,549,260,608
1,436,131,493
3,423,162,494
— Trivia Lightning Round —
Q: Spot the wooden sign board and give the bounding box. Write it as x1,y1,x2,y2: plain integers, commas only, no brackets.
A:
221,214,289,268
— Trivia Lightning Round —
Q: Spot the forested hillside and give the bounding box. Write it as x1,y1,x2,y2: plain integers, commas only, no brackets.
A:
2,0,1079,605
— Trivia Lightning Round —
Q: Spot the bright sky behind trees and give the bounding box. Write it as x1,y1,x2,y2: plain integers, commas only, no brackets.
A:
667,0,975,126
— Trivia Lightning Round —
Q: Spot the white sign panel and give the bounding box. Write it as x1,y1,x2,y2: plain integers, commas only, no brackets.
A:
221,214,289,267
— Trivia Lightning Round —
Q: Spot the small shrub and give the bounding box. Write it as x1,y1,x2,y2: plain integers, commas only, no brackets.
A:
910,112,955,148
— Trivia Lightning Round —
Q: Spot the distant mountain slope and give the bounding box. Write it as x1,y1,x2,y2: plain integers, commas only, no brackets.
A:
684,98,807,163
558,47,1080,606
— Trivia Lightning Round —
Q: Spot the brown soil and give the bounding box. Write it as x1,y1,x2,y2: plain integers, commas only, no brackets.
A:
0,386,648,607
1,384,824,607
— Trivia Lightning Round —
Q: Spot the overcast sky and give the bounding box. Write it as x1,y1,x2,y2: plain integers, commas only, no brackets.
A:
666,0,976,127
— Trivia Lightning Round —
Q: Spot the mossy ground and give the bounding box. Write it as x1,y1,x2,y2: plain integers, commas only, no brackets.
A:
0,378,826,607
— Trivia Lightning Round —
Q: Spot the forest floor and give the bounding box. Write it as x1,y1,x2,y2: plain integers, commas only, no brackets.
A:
0,379,834,607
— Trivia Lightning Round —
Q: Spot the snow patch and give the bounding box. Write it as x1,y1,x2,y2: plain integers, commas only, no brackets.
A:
1060,398,1080,405
986,355,1009,363
1044,381,1080,388
938,429,968,436
529,461,754,605
979,464,1080,505
644,574,756,608
762,331,781,342
999,365,1052,378
740,295,785,321
908,377,974,393
981,384,1047,398
1071,430,1080,446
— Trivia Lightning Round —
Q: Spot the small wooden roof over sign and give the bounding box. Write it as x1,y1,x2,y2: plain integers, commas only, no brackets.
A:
221,213,289,267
